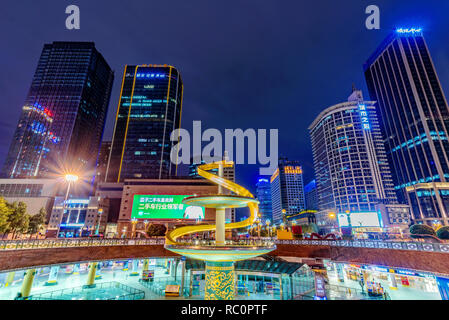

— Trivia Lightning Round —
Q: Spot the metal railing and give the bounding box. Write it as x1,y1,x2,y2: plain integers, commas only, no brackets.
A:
2,237,449,254
275,239,449,253
21,281,145,300
0,238,165,251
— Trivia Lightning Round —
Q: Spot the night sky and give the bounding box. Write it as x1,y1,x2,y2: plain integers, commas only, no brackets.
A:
1,0,449,195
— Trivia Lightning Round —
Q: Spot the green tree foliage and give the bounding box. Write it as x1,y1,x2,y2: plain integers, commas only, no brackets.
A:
410,224,436,238
0,197,12,235
147,224,167,236
436,226,449,240
6,201,30,239
28,208,47,238
301,223,319,234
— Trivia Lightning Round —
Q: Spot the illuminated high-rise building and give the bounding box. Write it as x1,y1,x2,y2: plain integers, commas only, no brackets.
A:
270,158,305,225
309,89,410,230
1,42,114,182
364,28,449,226
256,177,272,224
106,65,183,182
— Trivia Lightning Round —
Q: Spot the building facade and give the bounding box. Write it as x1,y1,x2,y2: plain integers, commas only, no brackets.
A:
0,178,61,221
47,197,105,238
106,65,183,182
304,180,318,210
2,42,114,183
309,90,409,232
270,158,305,225
256,178,273,224
364,28,449,226
95,141,112,185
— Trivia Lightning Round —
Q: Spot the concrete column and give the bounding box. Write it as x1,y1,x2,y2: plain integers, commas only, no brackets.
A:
5,272,15,287
45,266,60,286
216,208,226,245
279,275,283,300
84,262,98,288
336,263,345,283
389,273,398,290
130,260,139,276
20,269,36,298
73,264,80,275
181,261,186,295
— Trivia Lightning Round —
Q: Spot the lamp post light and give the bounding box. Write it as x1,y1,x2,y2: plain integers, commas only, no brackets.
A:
131,218,138,238
266,220,271,237
56,174,79,238
143,220,149,233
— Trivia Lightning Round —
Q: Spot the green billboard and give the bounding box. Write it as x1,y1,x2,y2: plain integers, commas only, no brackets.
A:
131,194,205,220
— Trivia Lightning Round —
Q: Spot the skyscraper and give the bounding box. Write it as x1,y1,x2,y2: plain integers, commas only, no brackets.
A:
2,42,114,182
364,28,449,226
256,178,272,224
304,180,318,211
106,65,183,182
270,158,305,225
95,141,111,184
309,89,409,231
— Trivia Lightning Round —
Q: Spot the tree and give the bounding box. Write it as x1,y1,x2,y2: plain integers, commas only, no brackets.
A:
28,208,47,239
0,197,12,237
6,201,29,239
410,224,436,238
147,224,167,237
437,226,449,240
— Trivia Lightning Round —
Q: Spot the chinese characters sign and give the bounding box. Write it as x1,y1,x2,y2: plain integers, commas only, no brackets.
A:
358,104,371,130
131,195,205,220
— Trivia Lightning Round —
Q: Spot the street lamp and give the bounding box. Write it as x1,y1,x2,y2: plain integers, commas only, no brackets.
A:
131,218,138,238
56,173,79,238
266,220,271,237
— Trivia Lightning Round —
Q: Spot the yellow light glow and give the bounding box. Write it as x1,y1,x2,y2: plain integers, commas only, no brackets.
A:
65,174,79,182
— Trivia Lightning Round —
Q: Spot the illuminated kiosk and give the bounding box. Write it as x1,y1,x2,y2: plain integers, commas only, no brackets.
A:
165,160,276,300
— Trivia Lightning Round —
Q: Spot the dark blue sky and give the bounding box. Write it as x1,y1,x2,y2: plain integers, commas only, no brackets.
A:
1,0,449,194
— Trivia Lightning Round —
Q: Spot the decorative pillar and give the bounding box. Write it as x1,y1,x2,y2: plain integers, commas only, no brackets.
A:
45,266,60,286
5,272,15,287
130,260,139,276
216,209,226,245
205,261,235,300
20,269,36,298
84,262,98,288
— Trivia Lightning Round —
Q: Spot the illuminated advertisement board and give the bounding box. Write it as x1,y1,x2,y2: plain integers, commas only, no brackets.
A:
337,211,381,228
131,195,205,220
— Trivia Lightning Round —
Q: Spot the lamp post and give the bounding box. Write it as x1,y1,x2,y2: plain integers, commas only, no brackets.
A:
143,220,149,233
131,218,138,238
266,220,271,237
56,174,78,238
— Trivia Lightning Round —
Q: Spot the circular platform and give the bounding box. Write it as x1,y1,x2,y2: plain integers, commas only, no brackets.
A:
165,244,276,262
182,195,259,209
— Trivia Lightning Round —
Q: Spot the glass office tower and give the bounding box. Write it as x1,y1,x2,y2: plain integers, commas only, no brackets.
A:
106,65,183,182
1,42,114,182
256,178,273,224
270,158,305,225
364,29,449,226
309,90,408,230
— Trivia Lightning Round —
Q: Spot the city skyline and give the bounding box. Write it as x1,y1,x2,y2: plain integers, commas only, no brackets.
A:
2,1,449,193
